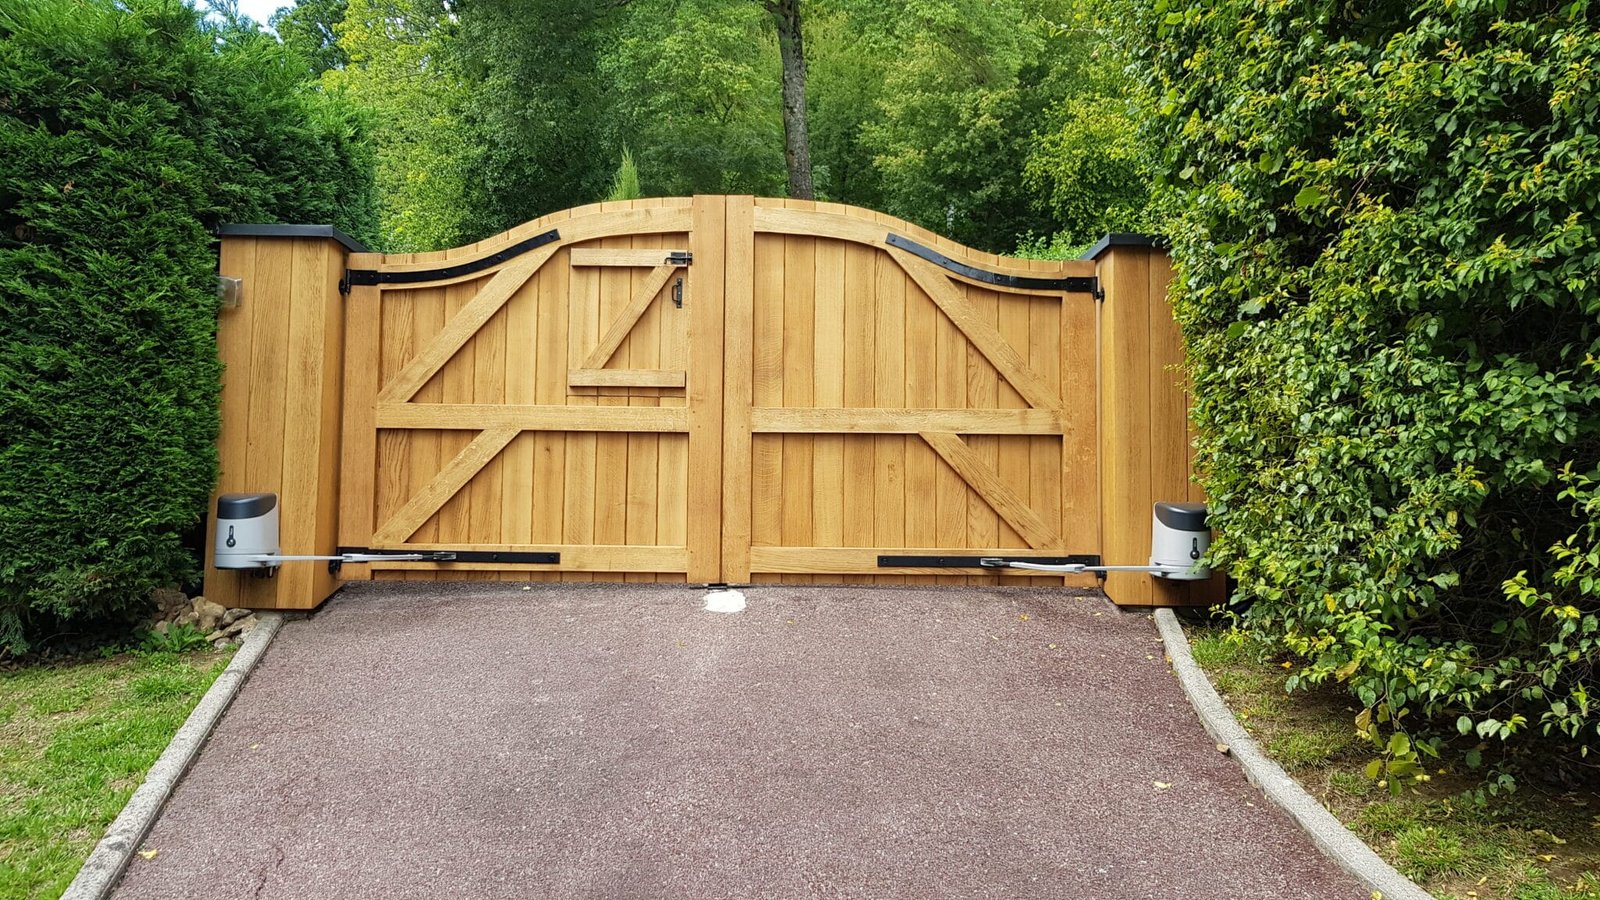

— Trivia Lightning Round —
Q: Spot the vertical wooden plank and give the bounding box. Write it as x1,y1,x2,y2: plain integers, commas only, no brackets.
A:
687,195,727,582
204,236,258,608
966,285,1001,568
500,261,539,578
780,229,815,584
625,232,660,584
528,250,566,583
997,288,1035,581
309,241,348,599
470,284,508,562
751,233,785,565
435,279,476,550
407,284,445,581
872,240,906,585
564,241,598,582
334,252,381,585
812,238,846,559
841,240,876,583
901,254,937,576
1098,247,1153,603
238,238,293,606
933,270,967,583
277,241,330,606
721,196,756,581
592,232,630,579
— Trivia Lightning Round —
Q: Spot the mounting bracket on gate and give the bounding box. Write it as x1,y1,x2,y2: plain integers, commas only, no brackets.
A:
666,251,693,266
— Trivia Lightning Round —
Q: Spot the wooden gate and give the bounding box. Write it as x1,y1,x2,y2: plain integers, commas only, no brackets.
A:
331,196,1094,585
206,196,1223,606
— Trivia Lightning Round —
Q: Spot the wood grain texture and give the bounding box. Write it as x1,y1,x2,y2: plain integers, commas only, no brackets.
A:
581,263,679,369
686,196,726,581
377,246,555,403
751,407,1062,434
919,432,1063,552
375,403,688,431
892,249,1061,412
568,369,685,388
570,248,689,267
721,196,757,581
373,427,520,544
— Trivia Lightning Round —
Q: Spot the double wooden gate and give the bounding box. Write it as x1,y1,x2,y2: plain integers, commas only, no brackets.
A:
205,196,1219,608
335,196,1096,585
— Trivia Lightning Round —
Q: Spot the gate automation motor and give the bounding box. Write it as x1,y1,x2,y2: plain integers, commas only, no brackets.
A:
212,493,455,572
982,502,1211,581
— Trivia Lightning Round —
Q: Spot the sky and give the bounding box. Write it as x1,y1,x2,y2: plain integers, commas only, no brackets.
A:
229,0,294,26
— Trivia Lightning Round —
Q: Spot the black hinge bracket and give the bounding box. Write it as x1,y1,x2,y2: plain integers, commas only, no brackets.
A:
666,251,693,266
885,234,1098,293
877,554,1102,568
344,229,561,289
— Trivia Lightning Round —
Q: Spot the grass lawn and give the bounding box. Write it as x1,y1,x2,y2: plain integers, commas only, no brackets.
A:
1189,625,1600,900
0,648,232,899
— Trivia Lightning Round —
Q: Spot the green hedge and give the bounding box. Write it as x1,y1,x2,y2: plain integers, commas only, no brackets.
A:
1134,0,1600,763
0,0,376,652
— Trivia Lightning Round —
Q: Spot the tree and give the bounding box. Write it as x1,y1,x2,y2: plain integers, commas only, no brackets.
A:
762,0,813,199
271,0,349,75
324,0,477,251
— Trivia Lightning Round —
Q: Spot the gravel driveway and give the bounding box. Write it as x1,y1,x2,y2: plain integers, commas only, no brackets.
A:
113,582,1363,899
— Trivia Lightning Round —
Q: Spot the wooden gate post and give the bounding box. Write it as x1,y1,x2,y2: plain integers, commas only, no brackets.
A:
202,225,362,610
1091,235,1226,607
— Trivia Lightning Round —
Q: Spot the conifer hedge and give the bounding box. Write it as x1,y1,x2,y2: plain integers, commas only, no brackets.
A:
0,0,375,651
1135,0,1600,765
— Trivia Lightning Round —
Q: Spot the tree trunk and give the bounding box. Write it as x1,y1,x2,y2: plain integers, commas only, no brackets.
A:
766,0,814,199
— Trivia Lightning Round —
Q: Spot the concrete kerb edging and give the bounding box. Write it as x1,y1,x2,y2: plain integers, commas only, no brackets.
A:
1153,608,1434,900
61,612,287,900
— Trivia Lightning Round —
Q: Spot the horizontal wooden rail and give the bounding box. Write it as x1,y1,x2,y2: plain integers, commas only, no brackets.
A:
376,403,690,432
570,248,690,267
568,369,687,389
751,407,1062,434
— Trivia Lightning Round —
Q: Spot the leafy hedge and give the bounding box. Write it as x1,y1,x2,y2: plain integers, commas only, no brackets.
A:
0,0,376,652
1133,0,1600,764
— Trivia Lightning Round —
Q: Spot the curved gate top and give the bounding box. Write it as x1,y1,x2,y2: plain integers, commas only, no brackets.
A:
205,197,1221,608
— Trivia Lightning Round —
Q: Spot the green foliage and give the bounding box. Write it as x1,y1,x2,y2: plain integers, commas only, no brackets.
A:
272,0,350,76
603,0,785,198
0,0,375,652
1131,0,1600,759
605,147,644,202
453,0,622,233
137,623,211,655
318,0,1149,254
325,0,472,251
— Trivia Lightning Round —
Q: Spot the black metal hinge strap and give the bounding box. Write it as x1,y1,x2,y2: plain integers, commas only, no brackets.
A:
885,234,1098,294
877,555,1102,568
666,251,693,265
344,229,562,289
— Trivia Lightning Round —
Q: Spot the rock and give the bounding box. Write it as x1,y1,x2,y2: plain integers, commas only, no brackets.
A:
192,598,227,634
152,621,171,636
220,608,250,627
174,610,199,628
233,614,258,635
204,630,228,643
151,587,189,617
211,638,231,650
